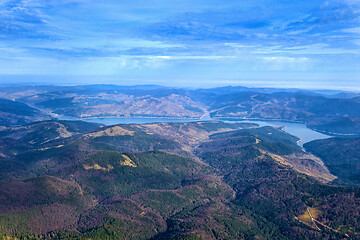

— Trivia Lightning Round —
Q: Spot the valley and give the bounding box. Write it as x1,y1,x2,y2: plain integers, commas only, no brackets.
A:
0,118,359,239
2,0,360,238
0,85,360,136
0,85,360,239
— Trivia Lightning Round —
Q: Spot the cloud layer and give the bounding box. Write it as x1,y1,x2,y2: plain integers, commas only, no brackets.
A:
0,0,360,89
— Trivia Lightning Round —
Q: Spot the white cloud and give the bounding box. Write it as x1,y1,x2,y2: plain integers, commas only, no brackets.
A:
256,56,313,71
343,27,360,34
259,56,310,63
254,44,360,55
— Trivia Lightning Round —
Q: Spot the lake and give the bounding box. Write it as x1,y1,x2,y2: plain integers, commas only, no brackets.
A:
57,116,331,146
225,120,330,146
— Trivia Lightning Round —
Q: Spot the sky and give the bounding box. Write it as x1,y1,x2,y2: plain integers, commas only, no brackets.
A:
0,0,359,90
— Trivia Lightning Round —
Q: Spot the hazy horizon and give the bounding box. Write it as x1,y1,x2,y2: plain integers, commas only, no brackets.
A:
1,74,360,92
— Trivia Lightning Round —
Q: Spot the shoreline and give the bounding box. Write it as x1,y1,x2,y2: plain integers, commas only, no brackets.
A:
212,117,360,137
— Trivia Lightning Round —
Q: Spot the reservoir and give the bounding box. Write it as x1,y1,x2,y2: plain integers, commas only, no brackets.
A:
57,116,331,146
226,120,331,146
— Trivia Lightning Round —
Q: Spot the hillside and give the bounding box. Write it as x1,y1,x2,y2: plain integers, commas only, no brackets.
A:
0,120,102,147
0,120,359,239
305,137,360,185
195,127,359,239
0,98,51,126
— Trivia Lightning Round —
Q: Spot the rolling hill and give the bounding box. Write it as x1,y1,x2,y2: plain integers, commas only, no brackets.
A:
0,120,359,239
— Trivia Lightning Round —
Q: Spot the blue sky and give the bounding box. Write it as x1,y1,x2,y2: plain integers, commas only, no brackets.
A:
0,0,359,89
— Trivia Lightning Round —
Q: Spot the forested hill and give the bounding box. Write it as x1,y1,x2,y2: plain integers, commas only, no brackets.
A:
305,137,360,186
0,120,360,239
0,98,51,126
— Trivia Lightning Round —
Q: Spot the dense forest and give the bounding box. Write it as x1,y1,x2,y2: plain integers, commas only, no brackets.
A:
0,120,359,239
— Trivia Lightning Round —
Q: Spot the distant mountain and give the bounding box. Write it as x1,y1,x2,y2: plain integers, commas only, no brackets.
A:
1,120,360,239
0,84,360,135
330,92,360,99
15,86,206,119
207,91,360,135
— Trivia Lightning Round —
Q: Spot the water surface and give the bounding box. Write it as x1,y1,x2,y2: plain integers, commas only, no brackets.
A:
227,120,330,146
